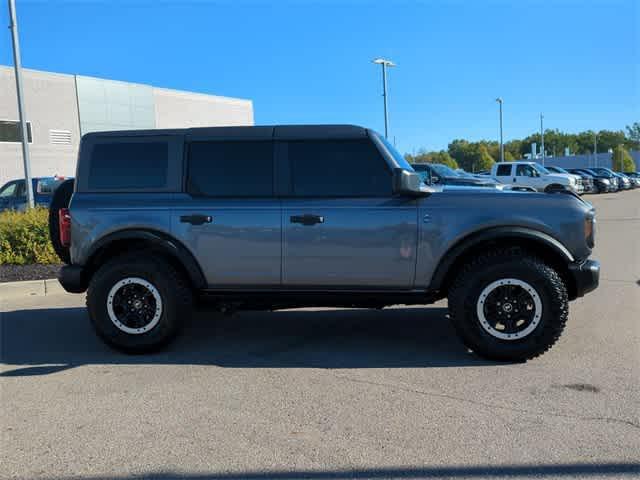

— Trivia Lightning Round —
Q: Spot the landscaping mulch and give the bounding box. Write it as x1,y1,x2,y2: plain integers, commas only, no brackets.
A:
0,264,62,283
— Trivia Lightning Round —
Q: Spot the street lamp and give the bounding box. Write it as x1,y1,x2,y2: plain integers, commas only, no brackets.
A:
495,98,504,162
540,113,545,166
8,0,34,208
372,58,396,139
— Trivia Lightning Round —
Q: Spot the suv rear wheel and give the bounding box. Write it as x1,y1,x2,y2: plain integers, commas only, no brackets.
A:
87,254,193,353
448,249,569,361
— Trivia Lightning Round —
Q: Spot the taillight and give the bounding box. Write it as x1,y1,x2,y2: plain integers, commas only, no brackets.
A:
59,208,71,247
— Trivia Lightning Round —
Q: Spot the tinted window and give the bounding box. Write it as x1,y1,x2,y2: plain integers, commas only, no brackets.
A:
288,139,391,196
496,164,512,176
188,141,273,197
88,142,168,190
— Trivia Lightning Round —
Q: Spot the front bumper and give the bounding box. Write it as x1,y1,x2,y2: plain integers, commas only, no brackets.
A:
568,259,600,299
58,264,88,293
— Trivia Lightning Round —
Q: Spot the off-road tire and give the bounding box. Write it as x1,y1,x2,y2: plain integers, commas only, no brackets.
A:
48,178,75,264
87,254,193,353
447,248,569,362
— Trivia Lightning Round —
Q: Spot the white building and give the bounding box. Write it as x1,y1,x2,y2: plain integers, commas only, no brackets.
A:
0,66,254,183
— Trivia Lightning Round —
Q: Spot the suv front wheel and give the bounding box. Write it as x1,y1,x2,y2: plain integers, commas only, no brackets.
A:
448,249,569,361
87,254,193,353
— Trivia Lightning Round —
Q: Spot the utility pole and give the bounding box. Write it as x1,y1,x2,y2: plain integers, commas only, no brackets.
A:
540,113,545,166
496,98,504,162
372,58,396,139
8,0,34,208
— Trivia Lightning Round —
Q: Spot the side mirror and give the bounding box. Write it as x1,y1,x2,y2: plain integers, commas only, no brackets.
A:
393,168,427,196
431,174,441,184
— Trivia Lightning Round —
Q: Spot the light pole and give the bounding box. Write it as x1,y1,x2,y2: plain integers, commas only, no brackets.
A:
496,98,504,162
540,113,545,165
372,58,395,139
593,133,598,168
8,0,34,208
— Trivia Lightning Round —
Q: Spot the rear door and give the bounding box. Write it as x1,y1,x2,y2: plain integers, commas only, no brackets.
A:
280,137,418,289
172,132,281,287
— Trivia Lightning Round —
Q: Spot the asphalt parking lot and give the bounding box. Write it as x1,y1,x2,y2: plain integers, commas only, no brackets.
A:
1,190,639,480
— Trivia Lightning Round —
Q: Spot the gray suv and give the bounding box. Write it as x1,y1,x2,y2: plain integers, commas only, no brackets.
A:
53,125,599,361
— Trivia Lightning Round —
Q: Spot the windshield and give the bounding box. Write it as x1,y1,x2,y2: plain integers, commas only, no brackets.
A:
550,166,569,174
532,164,550,174
431,164,460,177
374,133,414,171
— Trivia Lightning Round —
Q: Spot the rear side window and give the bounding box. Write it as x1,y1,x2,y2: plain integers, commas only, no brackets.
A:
187,141,274,197
496,164,512,176
288,139,391,197
88,142,168,190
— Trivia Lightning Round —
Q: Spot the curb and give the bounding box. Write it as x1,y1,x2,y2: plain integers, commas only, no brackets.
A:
0,278,66,300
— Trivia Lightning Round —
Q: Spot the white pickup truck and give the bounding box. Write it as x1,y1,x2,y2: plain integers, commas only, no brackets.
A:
491,161,583,194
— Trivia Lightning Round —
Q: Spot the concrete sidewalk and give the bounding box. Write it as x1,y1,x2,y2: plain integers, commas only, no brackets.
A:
0,277,65,300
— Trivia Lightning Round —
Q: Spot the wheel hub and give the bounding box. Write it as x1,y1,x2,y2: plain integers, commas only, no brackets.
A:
106,278,163,335
476,278,542,340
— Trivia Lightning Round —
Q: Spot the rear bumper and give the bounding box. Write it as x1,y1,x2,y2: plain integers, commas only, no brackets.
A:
568,259,600,299
58,265,88,293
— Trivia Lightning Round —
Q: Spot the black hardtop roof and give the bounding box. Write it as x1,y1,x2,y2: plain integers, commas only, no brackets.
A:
82,124,372,141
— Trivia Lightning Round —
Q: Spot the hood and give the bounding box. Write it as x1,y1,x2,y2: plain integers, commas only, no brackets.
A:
544,173,572,183
441,176,499,187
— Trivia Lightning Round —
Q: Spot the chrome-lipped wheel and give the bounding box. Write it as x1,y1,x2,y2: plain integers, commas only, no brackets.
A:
106,277,163,334
476,278,542,340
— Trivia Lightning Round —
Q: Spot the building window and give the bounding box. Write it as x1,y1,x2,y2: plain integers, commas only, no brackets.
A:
0,120,33,143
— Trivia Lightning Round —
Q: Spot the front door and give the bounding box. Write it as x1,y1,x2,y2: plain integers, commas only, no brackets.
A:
515,164,543,190
172,139,281,287
281,138,418,289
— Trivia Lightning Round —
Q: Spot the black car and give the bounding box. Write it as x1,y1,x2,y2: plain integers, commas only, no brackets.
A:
547,166,596,193
572,168,616,193
564,169,599,193
411,163,501,188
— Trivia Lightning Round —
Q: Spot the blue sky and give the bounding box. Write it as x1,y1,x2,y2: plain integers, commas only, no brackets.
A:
1,0,638,154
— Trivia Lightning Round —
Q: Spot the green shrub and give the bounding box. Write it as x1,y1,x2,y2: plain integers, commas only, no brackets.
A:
0,207,59,265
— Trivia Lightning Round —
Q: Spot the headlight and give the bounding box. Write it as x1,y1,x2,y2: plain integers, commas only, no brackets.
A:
569,177,576,185
601,179,610,184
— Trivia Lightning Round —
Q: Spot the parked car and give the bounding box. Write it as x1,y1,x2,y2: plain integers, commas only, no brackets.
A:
411,163,504,188
0,176,71,213
52,125,599,361
623,172,640,187
588,167,628,190
568,169,610,193
613,172,632,190
491,161,583,193
546,166,595,193
577,168,619,192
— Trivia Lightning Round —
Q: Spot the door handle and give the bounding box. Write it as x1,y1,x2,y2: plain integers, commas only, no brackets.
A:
290,214,324,226
180,214,213,225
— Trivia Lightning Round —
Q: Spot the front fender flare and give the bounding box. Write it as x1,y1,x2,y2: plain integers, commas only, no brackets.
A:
429,226,574,291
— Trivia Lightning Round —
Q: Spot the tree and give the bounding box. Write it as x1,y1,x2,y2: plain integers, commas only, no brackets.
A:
472,145,495,171
447,139,475,171
611,145,636,172
407,150,459,169
504,150,515,161
626,122,640,142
